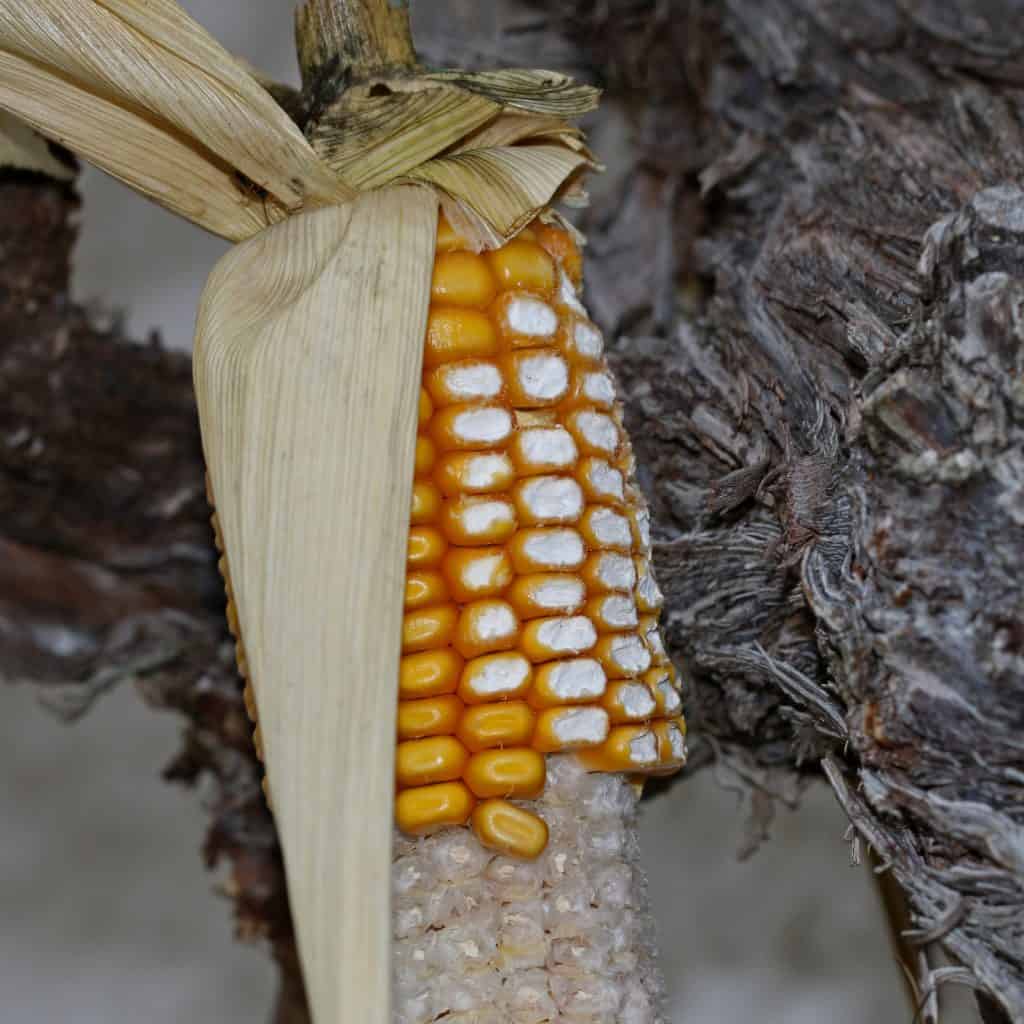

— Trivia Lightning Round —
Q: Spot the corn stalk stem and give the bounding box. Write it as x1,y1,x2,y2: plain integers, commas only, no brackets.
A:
295,0,416,91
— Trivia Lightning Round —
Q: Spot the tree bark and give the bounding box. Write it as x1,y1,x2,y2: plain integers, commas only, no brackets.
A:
2,2,1022,1022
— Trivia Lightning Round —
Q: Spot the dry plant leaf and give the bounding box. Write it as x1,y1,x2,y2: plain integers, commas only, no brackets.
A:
425,68,600,116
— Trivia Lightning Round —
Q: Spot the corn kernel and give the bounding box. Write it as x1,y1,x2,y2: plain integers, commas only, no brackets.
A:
454,599,520,659
655,716,687,766
424,307,499,367
464,748,546,799
442,546,514,603
532,706,609,752
509,425,578,476
406,526,447,569
650,674,683,717
456,701,536,752
508,528,585,574
533,221,582,285
399,649,463,699
404,570,449,610
575,457,625,505
576,725,659,772
565,409,620,457
579,506,633,552
592,633,652,678
563,368,616,410
397,695,465,740
440,495,517,545
431,251,497,308
585,594,639,632
528,658,606,708
501,351,570,407
601,680,657,723
402,604,458,653
521,615,597,662
471,799,548,860
458,652,533,704
418,388,433,427
558,315,604,365
486,240,556,296
436,213,471,254
492,292,560,347
512,475,584,526
425,360,504,406
630,504,652,550
396,781,475,834
435,452,516,495
581,551,636,594
396,735,469,788
431,405,513,451
639,614,669,664
505,573,586,619
415,435,436,475
634,556,665,612
410,481,442,525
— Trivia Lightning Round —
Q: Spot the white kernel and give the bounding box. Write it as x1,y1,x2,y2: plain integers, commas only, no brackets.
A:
544,659,606,700
600,595,638,629
460,500,515,537
463,552,507,590
572,320,603,359
657,680,682,715
469,653,531,696
452,407,512,445
439,362,502,400
595,553,636,591
636,569,663,610
633,506,652,549
522,529,584,568
618,683,656,719
643,621,667,660
473,603,518,642
535,616,597,655
588,507,633,548
516,353,569,402
530,577,585,612
582,371,616,406
667,723,686,760
519,476,583,522
574,411,619,454
559,269,586,315
506,297,558,337
517,427,577,470
608,635,651,674
628,731,659,765
462,453,512,490
586,460,624,502
552,707,609,745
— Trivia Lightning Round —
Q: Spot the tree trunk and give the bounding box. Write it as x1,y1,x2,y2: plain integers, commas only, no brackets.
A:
1,1,1021,1021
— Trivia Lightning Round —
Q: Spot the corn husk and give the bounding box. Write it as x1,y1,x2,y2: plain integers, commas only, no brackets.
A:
194,186,438,1024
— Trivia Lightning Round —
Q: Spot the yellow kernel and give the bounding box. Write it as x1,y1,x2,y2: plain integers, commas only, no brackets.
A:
471,799,549,860
593,633,652,679
406,526,447,569
430,404,513,452
581,551,635,594
458,652,533,704
435,452,515,496
528,657,607,708
508,527,586,574
399,650,463,699
644,662,680,693
431,251,498,308
442,546,514,603
486,239,556,296
425,359,505,406
404,570,449,610
506,573,586,619
532,706,609,752
653,716,688,769
601,680,657,724
440,494,517,545
415,435,437,475
649,671,683,717
575,724,659,772
396,781,475,835
585,593,639,632
456,701,536,752
463,748,546,799
397,695,465,740
396,735,469,788
534,221,583,286
521,615,597,662
402,604,458,653
418,388,433,427
501,351,570,408
410,481,442,525
424,308,499,368
492,291,560,348
453,599,520,659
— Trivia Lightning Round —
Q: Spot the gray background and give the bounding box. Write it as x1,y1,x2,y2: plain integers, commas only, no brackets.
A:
2,3,974,1021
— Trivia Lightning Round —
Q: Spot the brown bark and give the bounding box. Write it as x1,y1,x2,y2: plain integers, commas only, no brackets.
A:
2,2,1023,1022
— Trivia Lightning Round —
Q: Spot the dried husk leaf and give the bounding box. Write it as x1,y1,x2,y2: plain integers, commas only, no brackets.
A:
0,51,271,240
0,0,348,237
194,186,437,1024
0,109,74,180
424,68,600,117
310,83,500,190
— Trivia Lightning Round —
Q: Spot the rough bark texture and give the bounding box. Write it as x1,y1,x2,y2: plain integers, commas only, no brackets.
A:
2,2,1023,1022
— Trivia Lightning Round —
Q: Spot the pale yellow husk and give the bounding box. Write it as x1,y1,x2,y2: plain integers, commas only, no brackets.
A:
194,187,438,1024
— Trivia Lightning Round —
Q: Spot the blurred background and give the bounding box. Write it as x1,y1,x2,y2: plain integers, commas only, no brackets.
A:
1,2,978,1022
